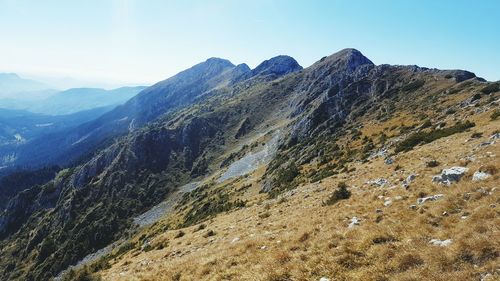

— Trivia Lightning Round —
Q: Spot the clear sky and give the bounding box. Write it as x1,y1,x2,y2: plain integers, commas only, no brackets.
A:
0,0,499,87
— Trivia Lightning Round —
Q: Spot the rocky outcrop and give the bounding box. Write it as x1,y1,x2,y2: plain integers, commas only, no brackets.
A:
432,167,469,185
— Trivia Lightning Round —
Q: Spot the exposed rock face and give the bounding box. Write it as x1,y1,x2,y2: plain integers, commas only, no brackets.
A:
432,167,469,185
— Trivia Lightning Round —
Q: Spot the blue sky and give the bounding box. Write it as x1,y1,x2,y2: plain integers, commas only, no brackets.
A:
0,0,499,87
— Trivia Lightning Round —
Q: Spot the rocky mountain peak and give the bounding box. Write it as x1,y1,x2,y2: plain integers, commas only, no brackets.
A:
316,48,374,71
203,57,235,68
251,55,302,77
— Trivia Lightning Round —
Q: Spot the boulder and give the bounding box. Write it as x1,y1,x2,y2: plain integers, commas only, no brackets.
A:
432,167,469,185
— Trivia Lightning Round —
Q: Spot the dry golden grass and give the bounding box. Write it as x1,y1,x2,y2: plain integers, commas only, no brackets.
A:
98,106,499,281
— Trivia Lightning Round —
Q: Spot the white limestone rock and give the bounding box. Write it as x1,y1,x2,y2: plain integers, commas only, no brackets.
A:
429,239,453,247
432,167,469,185
472,171,491,181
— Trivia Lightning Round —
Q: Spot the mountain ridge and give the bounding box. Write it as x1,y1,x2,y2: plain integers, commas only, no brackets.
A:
0,48,498,281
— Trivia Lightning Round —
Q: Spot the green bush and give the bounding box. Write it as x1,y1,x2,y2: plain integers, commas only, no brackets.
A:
491,109,500,120
481,83,500,94
401,80,425,92
395,120,475,152
325,182,351,205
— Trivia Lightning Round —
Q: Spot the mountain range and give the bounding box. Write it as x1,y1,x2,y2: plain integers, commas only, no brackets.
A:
0,49,498,281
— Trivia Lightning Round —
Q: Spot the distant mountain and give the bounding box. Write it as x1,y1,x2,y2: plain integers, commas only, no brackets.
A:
0,73,56,100
26,86,146,115
0,107,113,149
0,56,300,169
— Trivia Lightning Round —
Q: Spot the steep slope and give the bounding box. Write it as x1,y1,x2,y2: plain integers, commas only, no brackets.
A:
0,49,498,281
0,55,302,280
92,52,498,281
0,58,255,168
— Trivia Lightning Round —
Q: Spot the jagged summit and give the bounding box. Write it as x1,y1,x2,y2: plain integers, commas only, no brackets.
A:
251,55,302,77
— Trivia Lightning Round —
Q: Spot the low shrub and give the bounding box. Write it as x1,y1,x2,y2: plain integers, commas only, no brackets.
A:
325,182,351,205
395,120,475,152
491,109,500,120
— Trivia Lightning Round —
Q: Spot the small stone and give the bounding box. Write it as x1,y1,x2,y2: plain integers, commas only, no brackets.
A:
480,273,494,281
383,200,392,206
417,194,444,205
384,157,394,165
472,171,491,181
367,178,390,187
319,278,331,281
479,141,492,147
348,217,360,228
231,237,240,243
429,239,453,247
409,204,417,210
442,211,448,216
260,246,267,250
490,133,500,140
401,174,416,189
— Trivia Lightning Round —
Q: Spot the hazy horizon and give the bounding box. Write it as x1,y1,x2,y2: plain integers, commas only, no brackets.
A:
1,0,499,87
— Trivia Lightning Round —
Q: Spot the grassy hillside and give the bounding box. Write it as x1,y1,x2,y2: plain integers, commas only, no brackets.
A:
67,64,499,280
